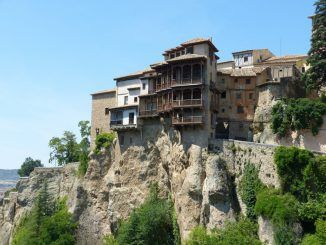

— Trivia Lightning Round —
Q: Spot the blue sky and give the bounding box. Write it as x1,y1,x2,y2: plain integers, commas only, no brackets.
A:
0,0,314,169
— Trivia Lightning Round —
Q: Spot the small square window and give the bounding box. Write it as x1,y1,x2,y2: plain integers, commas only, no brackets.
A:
186,46,193,54
134,97,138,103
142,83,146,90
244,56,248,62
170,53,175,59
302,67,305,73
246,78,251,84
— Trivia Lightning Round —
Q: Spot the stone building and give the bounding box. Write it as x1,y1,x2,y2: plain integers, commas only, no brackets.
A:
90,89,116,148
215,50,308,141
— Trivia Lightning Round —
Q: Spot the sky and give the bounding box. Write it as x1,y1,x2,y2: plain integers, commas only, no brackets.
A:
0,0,315,169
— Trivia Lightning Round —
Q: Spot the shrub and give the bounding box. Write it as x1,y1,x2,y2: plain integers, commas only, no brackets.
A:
255,188,299,245
18,157,43,177
271,98,326,137
95,132,115,154
116,183,180,245
238,163,264,221
186,218,261,245
274,146,326,201
302,219,326,245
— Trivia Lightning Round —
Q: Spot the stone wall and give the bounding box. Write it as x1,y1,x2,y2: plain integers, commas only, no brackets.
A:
91,91,116,149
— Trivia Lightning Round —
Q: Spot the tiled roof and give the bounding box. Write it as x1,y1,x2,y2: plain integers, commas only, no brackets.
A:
114,68,155,81
263,55,307,64
217,67,267,77
91,88,116,96
166,54,207,62
163,37,218,54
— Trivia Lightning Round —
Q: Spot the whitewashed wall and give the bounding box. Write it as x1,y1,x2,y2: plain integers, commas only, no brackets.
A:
122,108,137,125
234,52,253,67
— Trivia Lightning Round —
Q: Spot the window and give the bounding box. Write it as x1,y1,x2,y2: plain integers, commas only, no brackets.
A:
134,97,138,103
236,92,242,99
142,83,146,90
183,65,191,81
249,93,253,100
181,50,185,55
170,53,175,59
105,108,110,115
124,96,128,105
302,67,305,73
176,51,181,57
129,112,134,124
237,106,244,113
244,56,248,62
186,46,193,54
221,91,226,99
234,78,238,83
95,128,100,135
222,108,225,113
246,78,251,84
221,78,225,84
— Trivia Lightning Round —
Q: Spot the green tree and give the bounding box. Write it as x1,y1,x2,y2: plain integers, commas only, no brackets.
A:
49,131,80,166
302,0,326,91
116,183,180,245
18,157,43,177
78,120,91,175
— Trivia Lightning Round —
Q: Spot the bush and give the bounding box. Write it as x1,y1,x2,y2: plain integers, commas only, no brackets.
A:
18,157,43,177
255,188,299,245
115,183,180,245
302,219,326,245
186,218,261,245
271,98,326,137
238,163,264,221
95,132,115,154
12,183,77,245
274,146,326,201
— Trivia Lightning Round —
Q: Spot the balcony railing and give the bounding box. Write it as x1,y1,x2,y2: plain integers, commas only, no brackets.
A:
172,99,203,107
110,120,123,125
171,78,202,87
172,116,204,125
157,103,172,112
139,110,158,117
156,82,171,91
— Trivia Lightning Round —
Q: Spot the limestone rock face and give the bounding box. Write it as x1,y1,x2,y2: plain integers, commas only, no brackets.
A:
0,131,279,245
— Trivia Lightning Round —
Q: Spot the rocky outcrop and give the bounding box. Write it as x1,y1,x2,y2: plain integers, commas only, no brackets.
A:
0,130,280,245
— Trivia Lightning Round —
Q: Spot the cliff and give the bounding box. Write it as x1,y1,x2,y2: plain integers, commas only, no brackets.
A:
0,130,280,245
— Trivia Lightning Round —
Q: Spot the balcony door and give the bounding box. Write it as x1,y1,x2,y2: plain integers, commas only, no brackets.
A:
129,112,134,124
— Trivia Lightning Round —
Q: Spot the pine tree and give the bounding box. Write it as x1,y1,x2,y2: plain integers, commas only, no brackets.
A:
303,0,326,91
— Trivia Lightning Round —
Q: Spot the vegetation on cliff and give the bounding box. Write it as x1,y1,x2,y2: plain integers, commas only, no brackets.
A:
186,218,261,245
94,132,115,154
104,183,180,245
18,157,43,177
12,182,77,245
48,120,91,175
271,97,326,137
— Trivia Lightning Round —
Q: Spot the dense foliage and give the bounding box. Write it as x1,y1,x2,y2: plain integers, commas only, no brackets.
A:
186,218,261,245
12,182,77,244
271,98,326,137
255,188,299,244
302,219,326,245
274,146,326,201
238,163,263,221
48,120,91,175
273,146,326,243
302,0,326,91
105,183,180,245
94,132,115,154
18,157,43,177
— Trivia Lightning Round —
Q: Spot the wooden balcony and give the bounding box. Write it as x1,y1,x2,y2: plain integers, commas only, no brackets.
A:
172,116,204,125
110,120,137,131
138,110,158,117
172,99,203,108
156,82,171,92
157,103,172,112
171,78,202,87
